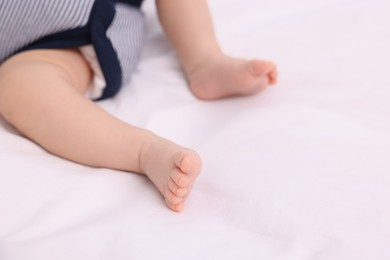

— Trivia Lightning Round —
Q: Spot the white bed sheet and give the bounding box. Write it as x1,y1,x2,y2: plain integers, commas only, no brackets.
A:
1,0,390,259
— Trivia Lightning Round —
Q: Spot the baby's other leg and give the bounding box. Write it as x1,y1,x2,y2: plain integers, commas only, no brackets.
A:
0,49,201,212
156,0,278,100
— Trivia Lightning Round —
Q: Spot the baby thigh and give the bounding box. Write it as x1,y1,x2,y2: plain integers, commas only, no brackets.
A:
0,48,92,94
0,49,92,124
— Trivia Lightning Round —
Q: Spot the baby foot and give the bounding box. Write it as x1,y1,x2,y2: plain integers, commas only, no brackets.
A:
187,53,278,100
140,136,202,212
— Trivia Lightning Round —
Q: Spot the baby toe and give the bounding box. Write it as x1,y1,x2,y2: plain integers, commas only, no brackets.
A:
171,169,190,188
165,198,185,213
168,178,188,197
165,188,183,205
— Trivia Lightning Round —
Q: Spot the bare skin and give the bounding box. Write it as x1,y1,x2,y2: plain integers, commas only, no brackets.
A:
0,0,278,212
0,49,201,212
156,0,278,100
188,54,277,100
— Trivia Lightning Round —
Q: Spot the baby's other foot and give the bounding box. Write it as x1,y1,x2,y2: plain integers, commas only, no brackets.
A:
187,54,278,100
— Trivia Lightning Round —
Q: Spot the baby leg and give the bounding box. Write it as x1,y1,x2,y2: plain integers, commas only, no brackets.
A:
156,0,278,100
0,49,201,212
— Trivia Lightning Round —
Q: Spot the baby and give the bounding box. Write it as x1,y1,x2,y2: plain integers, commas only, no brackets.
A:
0,0,278,212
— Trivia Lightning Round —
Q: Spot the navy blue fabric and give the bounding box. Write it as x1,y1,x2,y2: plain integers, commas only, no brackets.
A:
90,0,122,100
118,0,144,8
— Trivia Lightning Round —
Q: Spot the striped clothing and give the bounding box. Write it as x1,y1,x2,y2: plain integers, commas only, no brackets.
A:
0,0,145,100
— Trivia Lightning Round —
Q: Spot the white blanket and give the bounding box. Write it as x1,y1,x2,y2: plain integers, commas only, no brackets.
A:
1,0,390,259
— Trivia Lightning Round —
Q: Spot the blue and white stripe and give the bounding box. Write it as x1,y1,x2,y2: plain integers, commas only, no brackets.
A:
0,0,94,63
107,3,145,84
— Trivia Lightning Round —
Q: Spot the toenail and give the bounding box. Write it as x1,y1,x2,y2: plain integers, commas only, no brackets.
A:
178,177,189,187
176,204,184,212
171,196,182,204
177,188,187,196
